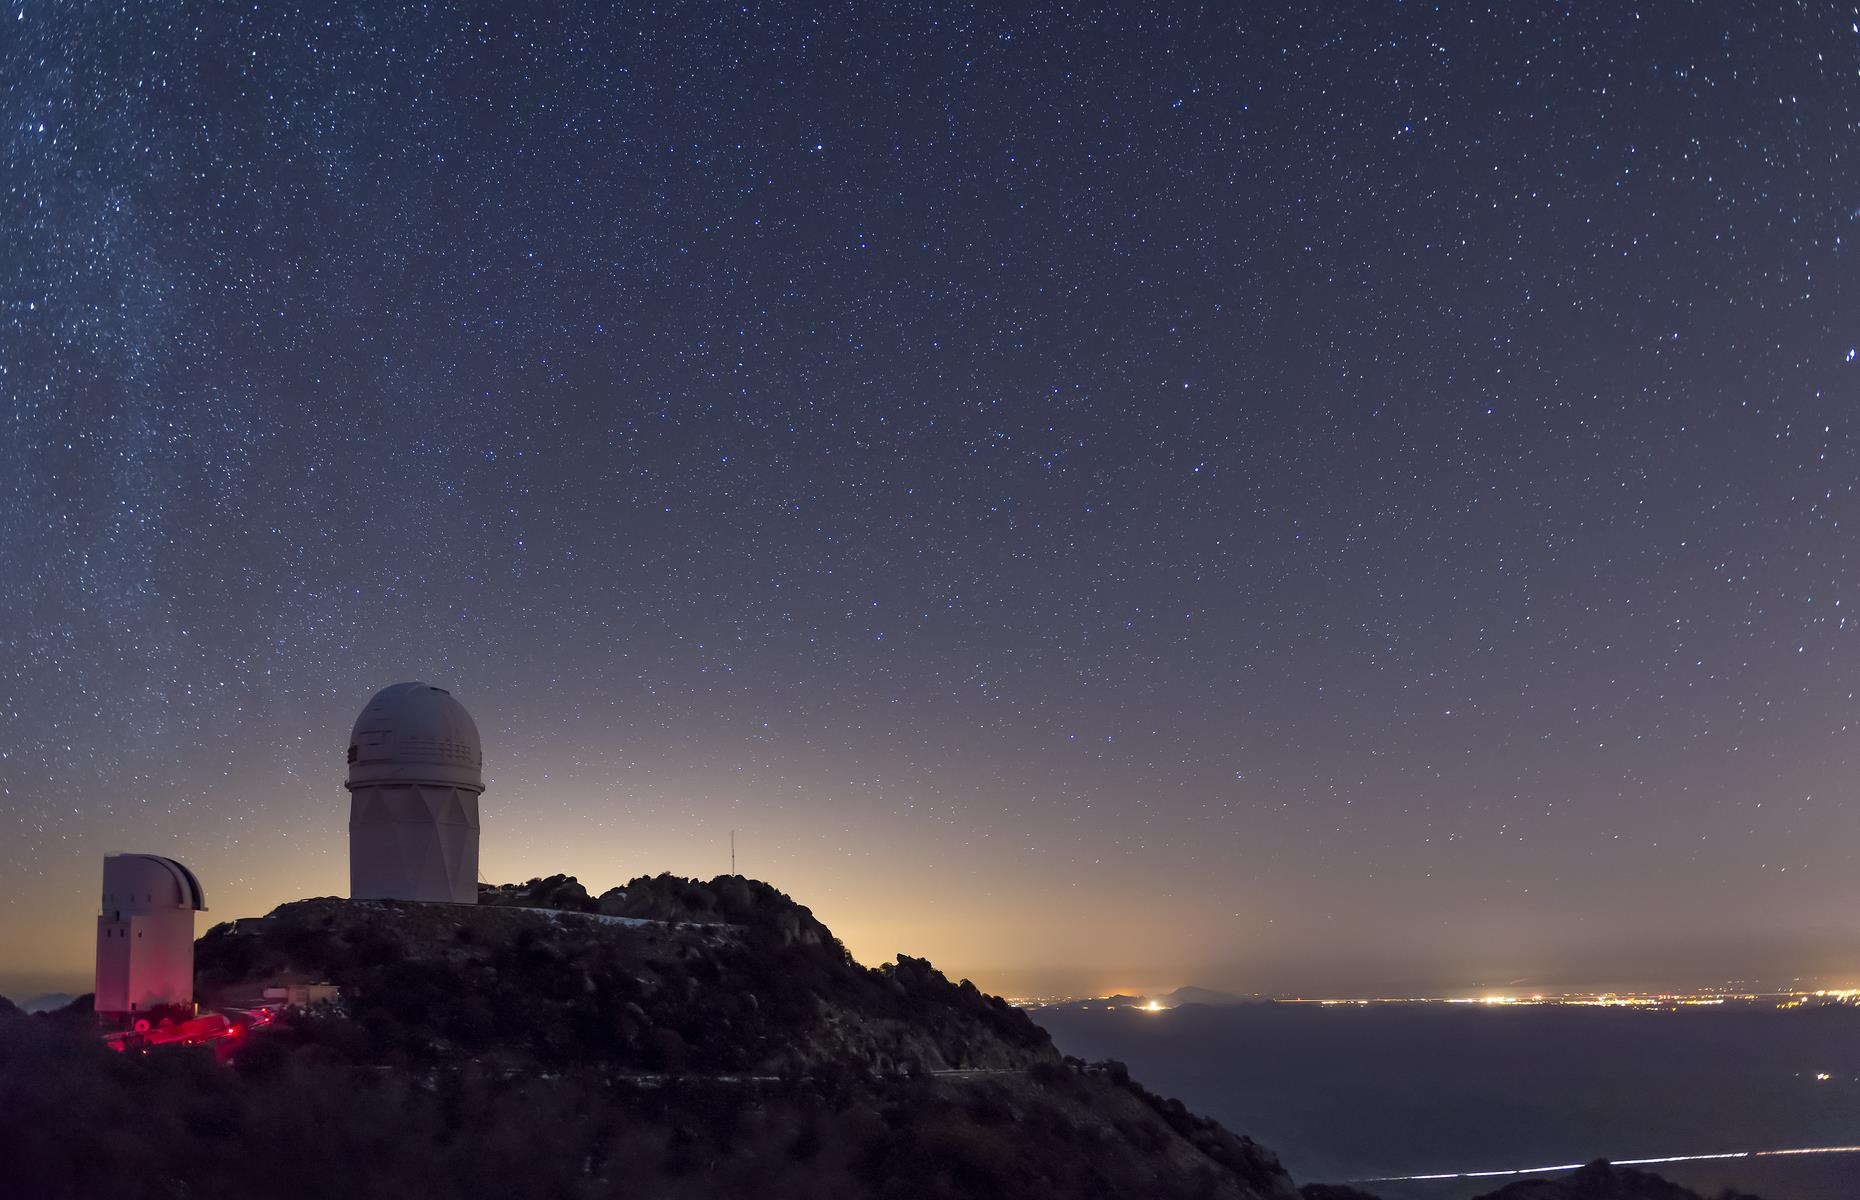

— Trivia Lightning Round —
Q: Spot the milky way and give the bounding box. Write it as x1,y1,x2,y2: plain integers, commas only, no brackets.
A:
6,3,1860,997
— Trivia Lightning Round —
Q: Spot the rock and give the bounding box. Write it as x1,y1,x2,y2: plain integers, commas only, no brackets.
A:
478,874,595,912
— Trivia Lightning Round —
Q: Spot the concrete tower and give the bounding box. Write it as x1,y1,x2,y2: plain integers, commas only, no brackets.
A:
95,854,207,1022
346,682,484,904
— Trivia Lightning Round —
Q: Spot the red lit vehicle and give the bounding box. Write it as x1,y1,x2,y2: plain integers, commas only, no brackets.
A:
104,1007,274,1056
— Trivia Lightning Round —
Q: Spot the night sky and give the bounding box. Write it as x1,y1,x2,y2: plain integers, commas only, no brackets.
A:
7,2,1860,1000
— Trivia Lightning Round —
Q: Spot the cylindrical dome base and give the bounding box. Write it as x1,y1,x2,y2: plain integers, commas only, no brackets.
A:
349,784,480,904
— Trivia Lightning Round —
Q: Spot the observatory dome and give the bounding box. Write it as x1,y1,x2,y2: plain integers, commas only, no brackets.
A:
345,681,484,793
100,854,207,915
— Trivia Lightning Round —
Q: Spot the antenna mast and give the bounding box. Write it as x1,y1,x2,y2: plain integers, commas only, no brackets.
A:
730,828,736,875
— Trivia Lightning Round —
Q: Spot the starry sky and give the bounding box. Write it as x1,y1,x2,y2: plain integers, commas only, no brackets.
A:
6,1,1860,1001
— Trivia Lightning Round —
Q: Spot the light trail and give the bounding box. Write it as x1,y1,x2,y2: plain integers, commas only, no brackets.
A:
1354,1142,1860,1183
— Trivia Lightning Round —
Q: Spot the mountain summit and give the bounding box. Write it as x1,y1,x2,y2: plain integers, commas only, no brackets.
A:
0,875,1760,1200
1,874,1298,1199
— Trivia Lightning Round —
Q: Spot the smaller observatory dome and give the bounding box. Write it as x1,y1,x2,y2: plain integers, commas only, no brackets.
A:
100,854,208,914
345,681,484,793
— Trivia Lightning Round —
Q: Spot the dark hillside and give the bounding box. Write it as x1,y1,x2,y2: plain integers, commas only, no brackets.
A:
195,875,1048,1076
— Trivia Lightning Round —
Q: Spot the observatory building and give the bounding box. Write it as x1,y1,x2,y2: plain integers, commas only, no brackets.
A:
347,681,484,904
95,854,207,1021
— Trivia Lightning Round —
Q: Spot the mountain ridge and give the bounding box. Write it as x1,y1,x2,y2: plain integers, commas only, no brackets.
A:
0,874,1760,1200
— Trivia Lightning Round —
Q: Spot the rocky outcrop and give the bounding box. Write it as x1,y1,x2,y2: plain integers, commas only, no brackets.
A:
478,874,596,911
594,872,833,946
194,878,1050,1079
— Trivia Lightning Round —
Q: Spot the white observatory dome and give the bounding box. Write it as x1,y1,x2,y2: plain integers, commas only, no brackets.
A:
347,682,485,905
100,854,208,916
346,681,485,794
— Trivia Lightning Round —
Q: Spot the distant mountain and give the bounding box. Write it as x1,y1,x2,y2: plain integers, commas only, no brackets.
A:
18,993,76,1014
1036,987,1247,1013
1301,1165,1761,1200
0,994,18,1020
1469,1160,1764,1200
1161,986,1247,1007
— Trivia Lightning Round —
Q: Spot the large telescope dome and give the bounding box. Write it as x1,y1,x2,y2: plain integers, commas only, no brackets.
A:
345,681,485,794
347,681,485,904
